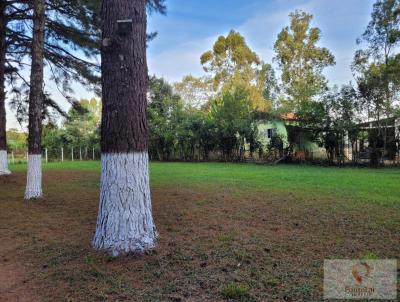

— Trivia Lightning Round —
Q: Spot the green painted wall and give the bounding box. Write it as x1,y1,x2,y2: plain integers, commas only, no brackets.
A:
257,121,320,152
257,121,289,148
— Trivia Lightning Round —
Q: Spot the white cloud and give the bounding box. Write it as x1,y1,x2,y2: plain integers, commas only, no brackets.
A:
6,0,376,129
238,0,374,86
147,0,375,86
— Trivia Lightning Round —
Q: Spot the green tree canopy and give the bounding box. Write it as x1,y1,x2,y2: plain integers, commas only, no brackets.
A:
173,75,214,110
353,0,400,120
201,30,271,112
274,10,335,108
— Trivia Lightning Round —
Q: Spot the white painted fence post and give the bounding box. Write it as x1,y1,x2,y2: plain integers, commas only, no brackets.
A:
72,147,74,161
92,148,95,160
79,146,82,161
45,148,48,163
61,147,64,162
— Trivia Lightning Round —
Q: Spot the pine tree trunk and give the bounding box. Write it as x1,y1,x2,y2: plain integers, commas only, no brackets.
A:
93,0,156,256
25,0,45,199
25,154,42,199
0,2,10,176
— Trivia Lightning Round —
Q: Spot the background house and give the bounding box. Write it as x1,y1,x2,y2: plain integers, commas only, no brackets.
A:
256,113,324,160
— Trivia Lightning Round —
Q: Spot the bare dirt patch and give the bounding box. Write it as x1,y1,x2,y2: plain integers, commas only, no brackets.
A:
0,170,399,301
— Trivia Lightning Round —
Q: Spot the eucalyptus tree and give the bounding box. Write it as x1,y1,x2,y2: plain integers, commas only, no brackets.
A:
274,10,335,110
173,75,214,109
92,0,165,256
201,30,271,112
353,0,400,165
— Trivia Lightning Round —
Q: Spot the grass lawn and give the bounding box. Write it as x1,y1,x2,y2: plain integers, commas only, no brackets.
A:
0,161,399,301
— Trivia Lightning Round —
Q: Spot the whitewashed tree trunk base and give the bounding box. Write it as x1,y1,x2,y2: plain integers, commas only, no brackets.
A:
93,152,157,256
0,150,11,175
24,154,43,199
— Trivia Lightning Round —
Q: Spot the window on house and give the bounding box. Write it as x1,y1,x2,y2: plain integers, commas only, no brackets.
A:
267,128,276,138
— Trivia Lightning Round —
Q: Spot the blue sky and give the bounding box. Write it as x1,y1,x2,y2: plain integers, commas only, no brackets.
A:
7,0,376,129
147,0,375,83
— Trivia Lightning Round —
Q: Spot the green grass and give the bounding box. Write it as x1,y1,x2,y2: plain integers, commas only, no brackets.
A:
221,282,250,299
8,160,400,206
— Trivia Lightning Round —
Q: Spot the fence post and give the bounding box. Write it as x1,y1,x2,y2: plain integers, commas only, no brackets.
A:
45,148,48,163
11,151,15,164
61,147,64,162
92,148,95,160
72,147,74,161
79,146,82,161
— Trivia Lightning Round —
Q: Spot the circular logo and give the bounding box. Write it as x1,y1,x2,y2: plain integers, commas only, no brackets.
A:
352,262,372,285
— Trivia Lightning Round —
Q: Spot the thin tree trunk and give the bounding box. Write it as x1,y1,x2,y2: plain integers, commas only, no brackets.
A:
0,2,10,175
93,0,156,256
25,0,45,199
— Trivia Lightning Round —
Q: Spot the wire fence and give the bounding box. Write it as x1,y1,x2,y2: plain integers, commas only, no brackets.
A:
7,147,101,164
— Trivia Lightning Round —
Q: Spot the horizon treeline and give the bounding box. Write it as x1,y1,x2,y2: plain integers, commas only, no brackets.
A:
5,1,400,167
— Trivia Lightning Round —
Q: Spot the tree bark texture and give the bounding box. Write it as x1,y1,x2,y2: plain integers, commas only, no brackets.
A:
100,0,148,153
0,1,6,152
0,2,10,175
25,0,45,199
27,0,45,155
93,0,156,255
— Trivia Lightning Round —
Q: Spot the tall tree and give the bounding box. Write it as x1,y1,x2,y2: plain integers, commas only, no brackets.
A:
148,76,183,160
0,0,11,175
200,30,271,112
25,0,45,199
173,75,214,109
93,0,159,256
274,10,335,109
263,63,280,109
321,85,361,164
0,0,100,176
6,0,101,118
6,0,101,92
353,0,400,165
210,87,258,161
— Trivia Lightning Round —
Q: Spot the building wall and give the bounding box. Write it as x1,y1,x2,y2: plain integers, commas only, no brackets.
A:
257,121,289,149
257,121,320,153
